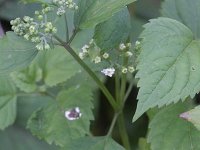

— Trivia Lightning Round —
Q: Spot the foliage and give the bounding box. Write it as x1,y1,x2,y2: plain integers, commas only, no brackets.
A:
1,0,200,149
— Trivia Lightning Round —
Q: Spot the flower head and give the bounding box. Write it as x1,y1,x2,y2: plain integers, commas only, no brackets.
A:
101,68,115,77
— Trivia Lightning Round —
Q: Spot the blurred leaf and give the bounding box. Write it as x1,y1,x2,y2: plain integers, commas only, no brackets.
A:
180,105,200,131
148,102,200,150
0,1,40,20
0,76,17,130
0,32,38,74
27,84,94,146
74,0,136,29
138,138,151,150
62,137,125,150
161,0,200,38
0,126,57,150
94,8,131,51
133,17,200,121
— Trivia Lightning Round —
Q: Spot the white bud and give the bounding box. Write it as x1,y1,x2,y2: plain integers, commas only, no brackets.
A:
103,53,109,59
128,66,135,73
125,51,133,57
119,43,126,50
122,67,128,74
94,56,101,64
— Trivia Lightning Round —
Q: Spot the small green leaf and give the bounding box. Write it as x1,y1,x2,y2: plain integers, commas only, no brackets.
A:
62,137,125,150
74,0,136,29
0,32,38,74
161,0,200,38
27,84,94,146
148,102,200,150
133,17,200,121
36,46,81,87
94,8,131,51
11,63,42,93
0,76,17,130
180,105,200,131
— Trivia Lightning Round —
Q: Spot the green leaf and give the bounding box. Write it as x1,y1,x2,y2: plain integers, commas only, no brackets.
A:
27,84,94,146
161,0,200,39
0,76,17,130
11,63,42,93
94,8,131,51
62,137,125,150
36,46,81,87
138,138,151,150
148,102,200,150
0,32,38,74
180,105,200,131
0,126,57,150
74,0,136,29
133,17,200,121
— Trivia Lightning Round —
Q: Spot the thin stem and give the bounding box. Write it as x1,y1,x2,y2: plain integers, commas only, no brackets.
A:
117,113,131,150
64,13,69,42
107,112,120,136
67,28,78,44
54,36,118,110
123,77,135,103
115,70,120,103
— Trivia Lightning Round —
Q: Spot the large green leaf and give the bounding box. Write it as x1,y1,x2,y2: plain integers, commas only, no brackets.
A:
0,126,57,150
161,0,200,39
133,17,200,121
148,102,200,150
0,32,38,74
27,84,94,146
0,76,17,130
74,0,136,29
62,137,125,150
36,46,81,87
180,105,200,131
94,8,131,51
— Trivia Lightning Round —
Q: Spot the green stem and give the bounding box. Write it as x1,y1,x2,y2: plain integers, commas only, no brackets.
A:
64,13,69,42
115,70,120,103
54,36,118,110
123,77,135,103
117,113,131,150
107,112,120,136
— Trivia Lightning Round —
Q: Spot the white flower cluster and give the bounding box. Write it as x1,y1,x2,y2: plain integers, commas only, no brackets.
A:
101,68,115,77
53,0,78,16
65,107,82,121
11,7,57,51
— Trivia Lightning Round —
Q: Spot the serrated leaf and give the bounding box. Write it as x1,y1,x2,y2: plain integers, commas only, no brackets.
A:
74,0,136,29
180,105,200,131
27,84,94,146
0,126,57,150
36,46,81,87
11,63,42,93
0,76,17,130
94,8,131,51
62,137,125,150
161,0,200,38
133,17,200,121
0,32,38,74
148,102,200,150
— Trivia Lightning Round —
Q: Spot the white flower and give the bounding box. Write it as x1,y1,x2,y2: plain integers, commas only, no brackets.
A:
119,43,126,50
101,68,115,77
128,66,135,73
94,56,101,64
122,67,128,74
102,53,109,59
81,44,89,53
65,107,82,121
125,51,133,57
79,52,85,59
